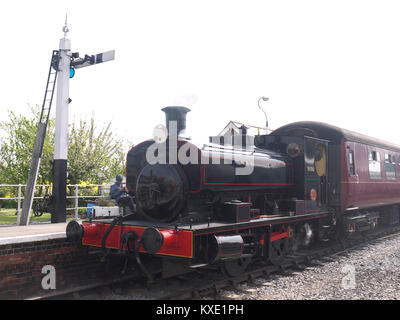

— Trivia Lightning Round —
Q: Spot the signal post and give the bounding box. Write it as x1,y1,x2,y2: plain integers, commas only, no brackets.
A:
52,20,115,223
20,19,115,225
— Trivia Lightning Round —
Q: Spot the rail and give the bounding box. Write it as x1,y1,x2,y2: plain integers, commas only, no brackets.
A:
0,183,112,225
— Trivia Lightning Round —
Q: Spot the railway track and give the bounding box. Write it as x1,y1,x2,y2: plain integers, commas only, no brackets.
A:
30,225,400,300
27,274,142,300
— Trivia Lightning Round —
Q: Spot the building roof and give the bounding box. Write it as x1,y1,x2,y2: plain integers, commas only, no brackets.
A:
218,121,242,136
218,121,271,137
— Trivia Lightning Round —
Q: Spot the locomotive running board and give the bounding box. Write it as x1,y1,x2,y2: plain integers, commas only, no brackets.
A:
186,211,329,236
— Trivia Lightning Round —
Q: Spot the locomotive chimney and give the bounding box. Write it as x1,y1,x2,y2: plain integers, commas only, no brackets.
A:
162,106,191,138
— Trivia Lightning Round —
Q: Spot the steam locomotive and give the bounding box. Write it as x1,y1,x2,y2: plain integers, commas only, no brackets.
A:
67,106,400,280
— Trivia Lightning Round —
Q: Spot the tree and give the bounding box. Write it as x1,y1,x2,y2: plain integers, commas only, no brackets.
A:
0,105,54,186
67,116,126,185
0,106,127,189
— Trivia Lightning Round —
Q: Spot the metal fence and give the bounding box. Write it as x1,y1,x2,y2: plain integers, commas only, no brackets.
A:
0,183,112,224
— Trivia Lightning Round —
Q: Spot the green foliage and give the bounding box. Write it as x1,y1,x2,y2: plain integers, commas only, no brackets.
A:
0,106,127,188
0,210,72,224
0,105,54,185
68,117,126,185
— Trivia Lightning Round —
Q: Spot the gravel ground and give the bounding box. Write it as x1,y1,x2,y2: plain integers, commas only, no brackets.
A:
219,233,400,300
97,233,400,300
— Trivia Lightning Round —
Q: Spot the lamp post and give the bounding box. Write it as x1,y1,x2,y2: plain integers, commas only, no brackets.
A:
258,96,269,132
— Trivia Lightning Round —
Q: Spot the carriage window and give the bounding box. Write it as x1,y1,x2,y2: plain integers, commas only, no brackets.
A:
368,150,381,179
348,151,355,175
385,154,396,179
398,156,400,178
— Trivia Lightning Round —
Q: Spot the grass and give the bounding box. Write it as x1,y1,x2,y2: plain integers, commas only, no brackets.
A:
0,210,76,225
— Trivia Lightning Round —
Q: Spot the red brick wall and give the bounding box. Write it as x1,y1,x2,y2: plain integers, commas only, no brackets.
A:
0,238,109,299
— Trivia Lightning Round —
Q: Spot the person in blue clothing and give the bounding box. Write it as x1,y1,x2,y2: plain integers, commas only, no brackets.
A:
110,174,124,203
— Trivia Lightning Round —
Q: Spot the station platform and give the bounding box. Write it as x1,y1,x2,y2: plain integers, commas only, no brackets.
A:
0,219,105,300
0,221,77,245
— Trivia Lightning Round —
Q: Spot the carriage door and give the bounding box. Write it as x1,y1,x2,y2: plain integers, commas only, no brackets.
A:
304,136,329,212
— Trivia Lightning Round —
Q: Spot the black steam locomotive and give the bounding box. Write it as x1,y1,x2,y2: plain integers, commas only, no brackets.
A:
67,106,400,280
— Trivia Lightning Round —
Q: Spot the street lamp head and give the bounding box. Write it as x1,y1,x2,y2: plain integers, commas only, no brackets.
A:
257,96,270,131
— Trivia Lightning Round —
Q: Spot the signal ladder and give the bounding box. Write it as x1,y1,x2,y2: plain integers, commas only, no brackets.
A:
20,50,59,225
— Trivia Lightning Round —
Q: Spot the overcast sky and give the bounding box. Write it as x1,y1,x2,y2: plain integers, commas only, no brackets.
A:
1,0,400,148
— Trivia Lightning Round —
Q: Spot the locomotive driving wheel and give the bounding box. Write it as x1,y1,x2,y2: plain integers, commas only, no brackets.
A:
221,257,252,277
269,238,291,266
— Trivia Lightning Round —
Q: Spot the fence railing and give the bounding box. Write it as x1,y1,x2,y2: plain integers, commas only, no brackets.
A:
0,183,112,225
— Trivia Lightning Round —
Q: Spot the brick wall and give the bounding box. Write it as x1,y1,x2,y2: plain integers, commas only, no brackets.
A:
0,238,115,299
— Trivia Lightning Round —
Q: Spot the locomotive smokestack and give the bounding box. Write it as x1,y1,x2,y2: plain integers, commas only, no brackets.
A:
162,106,191,137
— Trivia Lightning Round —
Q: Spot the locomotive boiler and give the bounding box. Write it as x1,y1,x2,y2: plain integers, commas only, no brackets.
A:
126,107,294,223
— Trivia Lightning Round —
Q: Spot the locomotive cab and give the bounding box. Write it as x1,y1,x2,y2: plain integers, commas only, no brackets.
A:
255,134,329,215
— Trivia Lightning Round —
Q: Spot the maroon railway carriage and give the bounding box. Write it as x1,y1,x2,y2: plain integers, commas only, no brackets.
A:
268,121,400,233
67,110,400,280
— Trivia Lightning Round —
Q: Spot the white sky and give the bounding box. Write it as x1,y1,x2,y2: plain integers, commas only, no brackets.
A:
1,0,400,148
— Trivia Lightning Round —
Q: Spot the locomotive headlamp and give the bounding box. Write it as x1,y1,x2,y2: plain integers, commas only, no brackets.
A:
153,124,168,144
